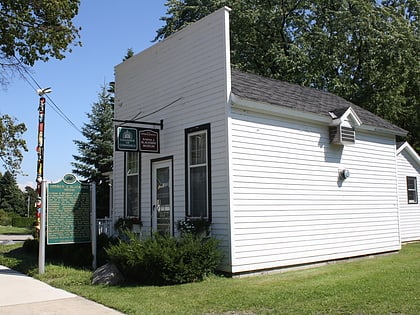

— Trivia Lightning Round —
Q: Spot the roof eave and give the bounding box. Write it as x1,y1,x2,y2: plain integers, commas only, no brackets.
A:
231,93,408,137
231,93,330,125
356,124,407,137
396,141,420,165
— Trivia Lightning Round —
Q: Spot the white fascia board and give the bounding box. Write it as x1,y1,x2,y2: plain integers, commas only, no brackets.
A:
343,107,362,126
231,93,331,125
397,141,420,165
329,107,362,127
231,93,407,137
356,124,407,137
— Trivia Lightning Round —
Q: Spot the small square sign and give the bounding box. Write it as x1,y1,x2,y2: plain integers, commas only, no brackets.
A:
116,127,138,151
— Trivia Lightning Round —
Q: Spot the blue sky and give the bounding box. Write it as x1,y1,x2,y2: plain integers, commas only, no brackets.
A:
0,1,167,189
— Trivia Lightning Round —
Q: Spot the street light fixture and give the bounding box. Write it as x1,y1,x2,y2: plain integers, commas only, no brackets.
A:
37,87,52,96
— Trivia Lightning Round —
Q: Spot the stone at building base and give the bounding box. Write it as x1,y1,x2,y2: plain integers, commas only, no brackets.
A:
91,263,124,286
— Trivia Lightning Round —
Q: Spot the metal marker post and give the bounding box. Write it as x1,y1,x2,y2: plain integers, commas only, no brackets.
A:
38,180,47,274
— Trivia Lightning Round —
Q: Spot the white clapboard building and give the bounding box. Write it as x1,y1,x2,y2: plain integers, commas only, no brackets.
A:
112,7,419,274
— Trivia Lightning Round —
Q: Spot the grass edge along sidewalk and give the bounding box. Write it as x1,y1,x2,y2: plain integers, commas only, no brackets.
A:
0,225,32,235
1,242,419,314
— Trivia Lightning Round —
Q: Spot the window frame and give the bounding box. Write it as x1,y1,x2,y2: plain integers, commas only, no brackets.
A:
185,123,211,221
407,176,418,204
125,151,140,218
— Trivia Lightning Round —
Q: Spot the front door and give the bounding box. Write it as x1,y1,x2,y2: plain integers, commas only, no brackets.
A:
152,159,172,235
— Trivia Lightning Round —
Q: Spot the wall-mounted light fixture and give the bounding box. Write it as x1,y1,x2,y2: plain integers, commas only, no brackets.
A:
339,169,350,180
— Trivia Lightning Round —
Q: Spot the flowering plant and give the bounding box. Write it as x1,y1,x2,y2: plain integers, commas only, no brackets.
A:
115,217,142,231
178,217,210,237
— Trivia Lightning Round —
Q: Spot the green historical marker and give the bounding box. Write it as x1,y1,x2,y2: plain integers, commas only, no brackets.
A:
47,174,91,244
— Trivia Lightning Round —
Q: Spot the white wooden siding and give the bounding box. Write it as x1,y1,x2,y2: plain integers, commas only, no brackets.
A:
114,8,232,267
397,149,420,242
229,109,400,273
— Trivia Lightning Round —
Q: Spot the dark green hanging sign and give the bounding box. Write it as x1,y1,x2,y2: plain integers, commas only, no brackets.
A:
47,174,91,245
116,127,138,151
115,126,160,153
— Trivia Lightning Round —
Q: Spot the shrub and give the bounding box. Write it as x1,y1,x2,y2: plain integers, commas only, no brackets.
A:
96,233,119,267
159,234,221,284
12,217,35,228
106,233,222,285
0,209,13,226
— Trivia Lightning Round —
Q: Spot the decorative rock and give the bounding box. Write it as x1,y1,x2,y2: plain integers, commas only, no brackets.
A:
91,263,124,286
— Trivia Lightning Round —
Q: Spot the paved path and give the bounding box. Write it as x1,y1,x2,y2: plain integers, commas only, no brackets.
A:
0,234,33,245
0,235,124,314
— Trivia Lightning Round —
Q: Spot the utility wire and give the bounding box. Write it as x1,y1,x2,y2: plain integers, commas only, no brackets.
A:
116,97,183,127
137,97,183,120
44,93,82,133
14,57,82,134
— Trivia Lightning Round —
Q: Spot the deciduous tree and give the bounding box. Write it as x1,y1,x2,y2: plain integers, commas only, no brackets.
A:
155,0,419,150
0,171,25,216
0,114,27,173
0,0,81,86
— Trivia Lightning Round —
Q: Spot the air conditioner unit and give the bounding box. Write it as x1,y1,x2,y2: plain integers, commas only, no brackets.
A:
329,125,355,145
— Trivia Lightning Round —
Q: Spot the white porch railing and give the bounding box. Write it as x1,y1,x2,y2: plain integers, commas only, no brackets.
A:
96,218,113,236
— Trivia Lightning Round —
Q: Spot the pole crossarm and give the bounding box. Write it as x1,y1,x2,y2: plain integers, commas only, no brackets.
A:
113,119,163,130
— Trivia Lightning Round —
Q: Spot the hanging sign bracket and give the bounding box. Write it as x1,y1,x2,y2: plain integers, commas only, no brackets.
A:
113,119,163,130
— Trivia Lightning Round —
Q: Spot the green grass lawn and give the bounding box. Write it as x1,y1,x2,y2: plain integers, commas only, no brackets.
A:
0,225,32,235
1,242,420,314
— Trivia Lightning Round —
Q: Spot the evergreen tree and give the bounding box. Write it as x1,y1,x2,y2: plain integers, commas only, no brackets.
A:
123,48,135,61
72,84,114,218
0,171,25,216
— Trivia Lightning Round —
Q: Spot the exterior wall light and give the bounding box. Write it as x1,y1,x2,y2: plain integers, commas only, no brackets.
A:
339,169,350,180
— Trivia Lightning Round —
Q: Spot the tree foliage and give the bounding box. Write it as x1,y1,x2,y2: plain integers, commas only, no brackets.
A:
72,85,114,181
0,0,81,86
0,171,25,216
72,84,114,217
155,0,419,151
0,114,27,173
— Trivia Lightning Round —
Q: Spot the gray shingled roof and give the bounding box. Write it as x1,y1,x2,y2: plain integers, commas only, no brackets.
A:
231,69,406,135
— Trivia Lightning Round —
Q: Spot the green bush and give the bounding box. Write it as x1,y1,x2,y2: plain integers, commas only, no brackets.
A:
96,233,119,267
0,209,13,226
106,233,222,285
12,217,35,228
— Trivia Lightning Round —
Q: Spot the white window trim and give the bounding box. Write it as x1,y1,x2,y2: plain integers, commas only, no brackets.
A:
185,124,211,220
126,152,140,218
407,176,418,204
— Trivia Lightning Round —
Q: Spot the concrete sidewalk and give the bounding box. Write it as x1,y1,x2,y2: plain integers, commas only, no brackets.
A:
0,265,124,314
